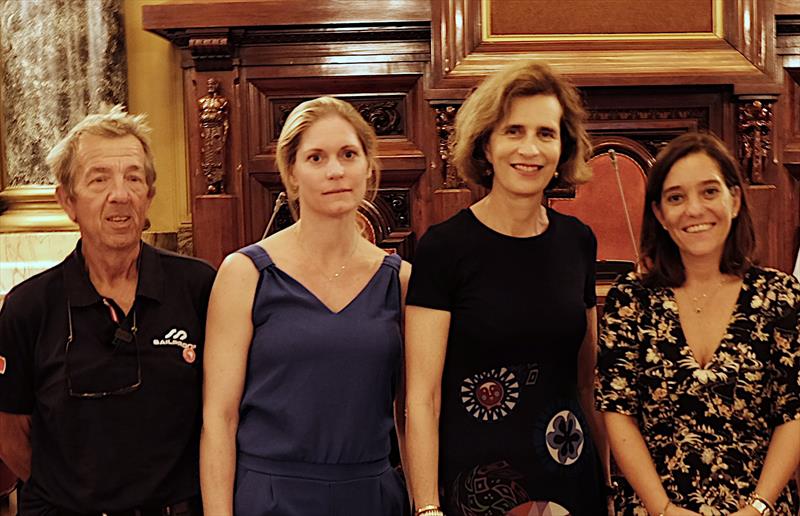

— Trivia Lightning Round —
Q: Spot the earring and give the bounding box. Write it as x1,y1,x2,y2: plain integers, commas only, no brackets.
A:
483,168,493,177
553,171,559,178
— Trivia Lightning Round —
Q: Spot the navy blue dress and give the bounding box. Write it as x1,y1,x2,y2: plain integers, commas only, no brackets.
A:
234,244,407,516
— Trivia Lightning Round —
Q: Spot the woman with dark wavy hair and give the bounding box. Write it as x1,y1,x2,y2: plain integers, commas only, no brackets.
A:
597,132,800,515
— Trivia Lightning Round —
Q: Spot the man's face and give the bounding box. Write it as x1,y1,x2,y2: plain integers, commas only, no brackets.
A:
57,133,153,255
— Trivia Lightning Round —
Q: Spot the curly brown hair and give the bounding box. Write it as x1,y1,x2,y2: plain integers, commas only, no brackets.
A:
451,61,592,189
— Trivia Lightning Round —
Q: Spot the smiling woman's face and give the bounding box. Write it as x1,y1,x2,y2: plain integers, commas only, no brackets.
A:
653,151,741,263
484,94,563,203
290,115,369,218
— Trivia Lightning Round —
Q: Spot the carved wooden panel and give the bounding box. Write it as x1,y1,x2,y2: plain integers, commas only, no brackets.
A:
271,95,407,140
430,0,777,96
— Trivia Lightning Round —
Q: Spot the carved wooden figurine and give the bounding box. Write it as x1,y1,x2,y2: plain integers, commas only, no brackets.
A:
198,78,229,194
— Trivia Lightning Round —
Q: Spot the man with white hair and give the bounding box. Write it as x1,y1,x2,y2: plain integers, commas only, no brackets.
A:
0,106,214,515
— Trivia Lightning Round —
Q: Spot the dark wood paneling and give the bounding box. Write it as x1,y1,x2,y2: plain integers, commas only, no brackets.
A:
143,0,799,271
489,0,713,36
429,0,778,96
143,1,430,31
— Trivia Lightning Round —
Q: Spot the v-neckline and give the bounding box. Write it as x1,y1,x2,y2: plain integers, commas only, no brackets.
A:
666,275,747,370
271,255,389,315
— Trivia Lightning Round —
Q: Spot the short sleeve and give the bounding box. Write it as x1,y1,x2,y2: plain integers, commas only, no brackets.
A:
595,275,643,416
0,291,36,414
769,276,800,426
406,226,457,311
583,226,598,309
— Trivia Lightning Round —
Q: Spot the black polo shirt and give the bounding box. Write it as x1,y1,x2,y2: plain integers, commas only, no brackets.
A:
0,241,215,513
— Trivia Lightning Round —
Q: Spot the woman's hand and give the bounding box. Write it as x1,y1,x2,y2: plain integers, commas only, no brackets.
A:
664,504,702,516
727,506,759,516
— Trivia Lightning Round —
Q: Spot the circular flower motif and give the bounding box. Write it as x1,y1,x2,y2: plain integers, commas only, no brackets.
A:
545,410,584,466
461,367,520,422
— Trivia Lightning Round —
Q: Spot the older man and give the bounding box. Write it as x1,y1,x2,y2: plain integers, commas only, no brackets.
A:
0,106,215,515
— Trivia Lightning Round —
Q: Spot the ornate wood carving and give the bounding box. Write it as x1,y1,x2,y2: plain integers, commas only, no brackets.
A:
188,35,234,71
273,96,406,140
588,107,709,128
433,104,466,189
197,78,230,194
737,98,775,184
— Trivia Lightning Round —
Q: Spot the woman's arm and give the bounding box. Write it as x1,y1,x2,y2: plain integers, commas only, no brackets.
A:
405,305,450,510
604,413,700,516
729,419,800,515
395,261,411,477
199,253,258,516
577,307,610,483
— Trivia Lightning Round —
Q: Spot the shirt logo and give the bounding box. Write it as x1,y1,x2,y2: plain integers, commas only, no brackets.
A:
153,328,197,364
0,355,6,375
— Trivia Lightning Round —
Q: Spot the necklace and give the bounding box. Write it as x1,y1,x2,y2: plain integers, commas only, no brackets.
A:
686,278,729,314
296,226,360,282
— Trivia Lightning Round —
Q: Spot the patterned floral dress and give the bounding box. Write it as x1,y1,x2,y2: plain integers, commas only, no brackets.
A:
596,267,800,515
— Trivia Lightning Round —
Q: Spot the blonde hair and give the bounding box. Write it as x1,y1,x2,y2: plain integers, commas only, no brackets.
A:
276,96,380,219
452,61,592,188
47,104,156,197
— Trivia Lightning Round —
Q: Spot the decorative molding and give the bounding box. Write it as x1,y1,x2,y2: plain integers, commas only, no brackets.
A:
737,97,775,184
0,185,77,233
273,96,406,139
434,105,466,189
150,25,429,50
429,0,777,95
197,78,230,194
188,35,234,71
588,107,709,128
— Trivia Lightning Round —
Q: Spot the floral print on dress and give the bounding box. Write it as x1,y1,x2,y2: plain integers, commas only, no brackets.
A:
545,410,584,465
596,267,800,515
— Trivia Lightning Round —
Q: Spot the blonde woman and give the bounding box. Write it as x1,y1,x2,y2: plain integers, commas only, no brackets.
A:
200,96,410,516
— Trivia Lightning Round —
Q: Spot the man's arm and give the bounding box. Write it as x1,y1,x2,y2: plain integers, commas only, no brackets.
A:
0,411,31,480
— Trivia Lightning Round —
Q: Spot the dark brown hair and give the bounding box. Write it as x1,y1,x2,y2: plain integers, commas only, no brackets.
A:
640,132,755,287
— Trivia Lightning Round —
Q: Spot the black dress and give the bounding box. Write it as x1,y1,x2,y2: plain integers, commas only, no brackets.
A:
407,208,605,516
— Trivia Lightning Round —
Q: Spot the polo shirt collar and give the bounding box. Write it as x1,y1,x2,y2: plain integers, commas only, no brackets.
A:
62,240,165,307
136,242,164,303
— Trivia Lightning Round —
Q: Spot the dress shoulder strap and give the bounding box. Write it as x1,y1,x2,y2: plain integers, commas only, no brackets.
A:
237,243,273,272
383,252,401,273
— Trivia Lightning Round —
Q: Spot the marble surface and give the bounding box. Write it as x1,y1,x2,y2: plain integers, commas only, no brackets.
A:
1,0,127,186
0,232,80,298
0,231,177,301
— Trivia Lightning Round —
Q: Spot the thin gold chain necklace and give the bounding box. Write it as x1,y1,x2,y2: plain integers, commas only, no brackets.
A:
296,228,359,282
685,278,729,314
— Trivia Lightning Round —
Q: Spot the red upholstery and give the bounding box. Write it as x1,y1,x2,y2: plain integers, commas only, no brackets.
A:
550,152,646,264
